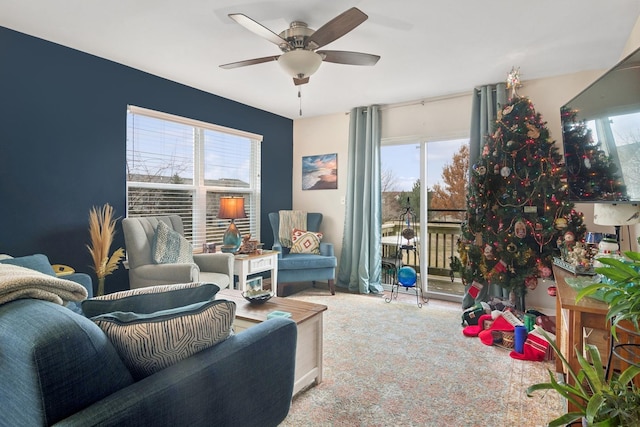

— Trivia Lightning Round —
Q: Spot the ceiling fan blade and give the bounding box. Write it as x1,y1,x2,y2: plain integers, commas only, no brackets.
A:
220,55,280,69
306,7,368,49
318,50,380,66
294,77,310,86
228,13,290,48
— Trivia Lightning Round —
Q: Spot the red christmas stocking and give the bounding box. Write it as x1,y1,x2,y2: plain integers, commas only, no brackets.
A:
478,311,522,346
509,330,550,361
467,280,484,299
462,314,493,337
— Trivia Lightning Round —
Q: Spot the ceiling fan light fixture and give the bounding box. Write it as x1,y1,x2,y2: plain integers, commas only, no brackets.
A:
278,50,323,79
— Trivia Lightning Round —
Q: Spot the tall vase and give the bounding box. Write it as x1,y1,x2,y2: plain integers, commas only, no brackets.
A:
97,277,105,297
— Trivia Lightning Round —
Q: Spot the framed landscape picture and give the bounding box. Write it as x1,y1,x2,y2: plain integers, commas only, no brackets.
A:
302,153,338,190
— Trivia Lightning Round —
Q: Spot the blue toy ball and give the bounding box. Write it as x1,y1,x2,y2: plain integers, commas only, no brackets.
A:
397,266,417,287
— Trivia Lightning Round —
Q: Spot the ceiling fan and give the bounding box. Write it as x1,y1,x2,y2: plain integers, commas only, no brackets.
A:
220,7,380,85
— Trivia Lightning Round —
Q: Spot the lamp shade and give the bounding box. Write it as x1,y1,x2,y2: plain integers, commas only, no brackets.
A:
218,197,246,253
218,197,247,220
593,204,640,226
278,50,323,79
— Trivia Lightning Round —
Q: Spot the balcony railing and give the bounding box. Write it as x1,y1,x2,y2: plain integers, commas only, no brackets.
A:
381,209,464,290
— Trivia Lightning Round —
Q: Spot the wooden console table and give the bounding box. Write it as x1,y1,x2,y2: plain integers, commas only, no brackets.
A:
217,289,327,396
553,265,610,412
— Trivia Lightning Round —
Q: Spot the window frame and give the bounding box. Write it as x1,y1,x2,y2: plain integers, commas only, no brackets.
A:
126,105,262,251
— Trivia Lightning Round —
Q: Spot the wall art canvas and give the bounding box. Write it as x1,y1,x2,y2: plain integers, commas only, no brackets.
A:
302,153,338,190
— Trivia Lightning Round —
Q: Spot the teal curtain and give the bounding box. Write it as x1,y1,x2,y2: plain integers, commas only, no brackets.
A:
464,83,509,307
337,106,384,294
468,83,507,173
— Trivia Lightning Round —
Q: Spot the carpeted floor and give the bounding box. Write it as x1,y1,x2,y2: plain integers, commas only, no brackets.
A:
278,286,564,427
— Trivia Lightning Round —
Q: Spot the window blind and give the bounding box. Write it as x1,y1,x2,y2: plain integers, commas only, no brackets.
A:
126,106,262,250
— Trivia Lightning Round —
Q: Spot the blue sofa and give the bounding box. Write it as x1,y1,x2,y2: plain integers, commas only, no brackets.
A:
0,256,297,426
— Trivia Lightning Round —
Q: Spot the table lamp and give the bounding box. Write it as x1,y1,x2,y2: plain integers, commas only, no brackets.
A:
218,196,247,253
593,203,640,251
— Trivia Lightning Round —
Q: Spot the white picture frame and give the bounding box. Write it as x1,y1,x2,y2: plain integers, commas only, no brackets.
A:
247,276,263,293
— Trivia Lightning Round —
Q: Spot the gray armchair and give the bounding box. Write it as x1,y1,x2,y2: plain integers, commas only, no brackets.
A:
122,215,234,289
269,212,336,296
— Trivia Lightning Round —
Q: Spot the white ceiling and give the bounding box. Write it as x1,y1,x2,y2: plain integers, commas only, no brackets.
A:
1,1,639,120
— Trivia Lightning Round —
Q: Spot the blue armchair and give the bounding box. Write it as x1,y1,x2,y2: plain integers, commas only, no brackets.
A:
268,212,336,296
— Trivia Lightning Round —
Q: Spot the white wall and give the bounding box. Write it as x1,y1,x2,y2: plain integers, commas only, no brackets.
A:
623,15,640,57
380,94,472,142
292,112,350,261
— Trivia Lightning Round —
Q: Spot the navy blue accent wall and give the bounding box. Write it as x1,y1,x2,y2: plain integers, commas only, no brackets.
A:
0,26,293,292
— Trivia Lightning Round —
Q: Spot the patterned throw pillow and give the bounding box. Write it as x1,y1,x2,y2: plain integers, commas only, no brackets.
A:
290,228,323,254
152,220,194,264
82,283,235,380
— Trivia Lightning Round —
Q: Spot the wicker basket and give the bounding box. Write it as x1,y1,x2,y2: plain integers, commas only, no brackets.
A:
501,331,515,349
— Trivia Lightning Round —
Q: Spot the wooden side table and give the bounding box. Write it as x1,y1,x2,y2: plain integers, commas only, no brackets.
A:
553,265,609,412
233,250,278,292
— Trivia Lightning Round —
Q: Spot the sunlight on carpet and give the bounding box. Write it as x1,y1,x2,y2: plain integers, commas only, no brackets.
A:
279,288,564,427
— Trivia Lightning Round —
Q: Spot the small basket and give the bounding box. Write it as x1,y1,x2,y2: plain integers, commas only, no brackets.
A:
501,331,515,349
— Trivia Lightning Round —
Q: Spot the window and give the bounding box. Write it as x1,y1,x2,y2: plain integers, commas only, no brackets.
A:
126,106,262,251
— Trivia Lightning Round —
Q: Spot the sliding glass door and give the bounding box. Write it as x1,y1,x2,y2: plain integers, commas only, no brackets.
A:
381,138,468,301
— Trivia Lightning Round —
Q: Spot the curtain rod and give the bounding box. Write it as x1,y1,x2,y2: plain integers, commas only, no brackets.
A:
379,91,471,111
391,80,506,109
346,83,505,114
346,91,472,115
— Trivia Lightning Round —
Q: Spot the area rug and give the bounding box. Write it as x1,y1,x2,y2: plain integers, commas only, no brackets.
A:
279,288,564,427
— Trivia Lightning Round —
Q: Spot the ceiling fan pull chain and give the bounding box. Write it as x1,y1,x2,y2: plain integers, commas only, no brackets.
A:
298,86,302,116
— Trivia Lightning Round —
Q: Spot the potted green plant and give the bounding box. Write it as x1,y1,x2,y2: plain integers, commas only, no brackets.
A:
542,250,640,426
575,250,640,339
527,338,640,426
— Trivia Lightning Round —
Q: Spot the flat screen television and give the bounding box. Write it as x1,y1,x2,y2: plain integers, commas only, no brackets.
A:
561,46,640,203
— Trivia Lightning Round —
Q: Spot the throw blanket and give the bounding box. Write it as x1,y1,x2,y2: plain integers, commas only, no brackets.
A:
278,210,307,248
0,264,88,306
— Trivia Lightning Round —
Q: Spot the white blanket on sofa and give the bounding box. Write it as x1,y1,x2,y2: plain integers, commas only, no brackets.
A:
278,210,307,248
0,264,88,306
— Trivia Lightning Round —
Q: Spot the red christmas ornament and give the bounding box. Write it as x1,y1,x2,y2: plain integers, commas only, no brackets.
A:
525,276,538,290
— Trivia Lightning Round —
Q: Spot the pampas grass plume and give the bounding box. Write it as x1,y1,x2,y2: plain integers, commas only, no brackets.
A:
87,203,125,280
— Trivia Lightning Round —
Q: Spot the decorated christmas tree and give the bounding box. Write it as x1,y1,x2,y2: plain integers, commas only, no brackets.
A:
454,71,586,310
561,106,626,200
